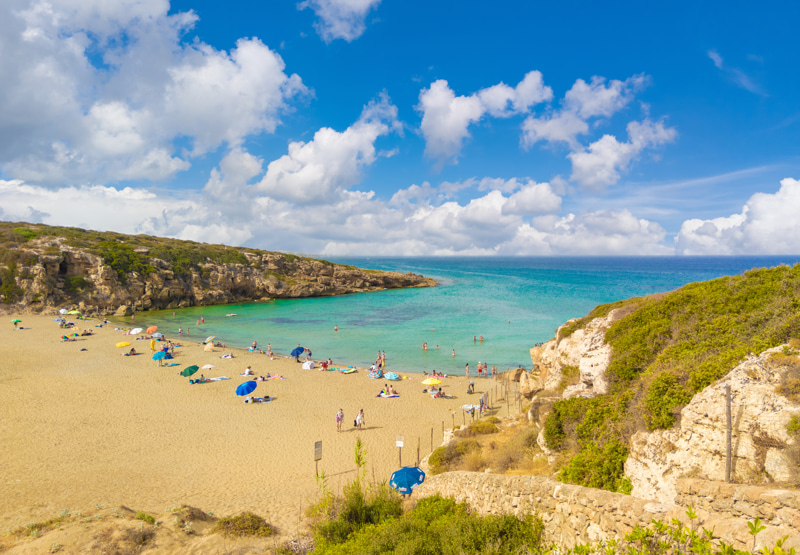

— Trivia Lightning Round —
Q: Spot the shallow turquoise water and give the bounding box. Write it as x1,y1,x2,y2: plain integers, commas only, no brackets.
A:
132,256,800,375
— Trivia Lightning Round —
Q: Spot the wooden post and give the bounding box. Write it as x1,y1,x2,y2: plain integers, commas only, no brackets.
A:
725,384,732,482
463,410,466,426
452,413,455,429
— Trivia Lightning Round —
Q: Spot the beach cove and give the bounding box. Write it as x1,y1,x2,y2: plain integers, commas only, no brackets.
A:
0,314,486,535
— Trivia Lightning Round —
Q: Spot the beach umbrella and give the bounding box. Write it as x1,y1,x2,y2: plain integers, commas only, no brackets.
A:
385,372,400,381
150,340,156,352
203,335,215,344
130,327,143,335
152,332,164,338
290,346,305,357
181,365,199,377
422,378,442,385
152,351,167,361
390,466,425,495
146,326,158,334
11,319,22,324
204,343,214,352
368,369,383,379
67,310,81,315
236,380,257,396
54,318,65,322
59,309,68,315
116,342,131,347
201,364,216,370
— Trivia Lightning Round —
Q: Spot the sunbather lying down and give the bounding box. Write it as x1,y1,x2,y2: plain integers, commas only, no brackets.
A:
244,396,272,403
61,335,76,342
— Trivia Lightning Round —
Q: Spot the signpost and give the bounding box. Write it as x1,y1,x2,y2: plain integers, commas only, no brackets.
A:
396,435,404,467
314,440,322,477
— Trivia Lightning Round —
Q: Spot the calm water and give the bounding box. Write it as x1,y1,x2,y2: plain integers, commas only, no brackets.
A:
132,257,800,375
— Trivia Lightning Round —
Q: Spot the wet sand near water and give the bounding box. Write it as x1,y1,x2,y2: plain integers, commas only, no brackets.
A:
0,314,491,535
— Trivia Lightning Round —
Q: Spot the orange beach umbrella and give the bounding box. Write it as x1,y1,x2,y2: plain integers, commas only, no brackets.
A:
146,326,158,334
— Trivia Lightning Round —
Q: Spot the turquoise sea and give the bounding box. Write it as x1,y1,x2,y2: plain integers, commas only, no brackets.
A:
134,257,800,375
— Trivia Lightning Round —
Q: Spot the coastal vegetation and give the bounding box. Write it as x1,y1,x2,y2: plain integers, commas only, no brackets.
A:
0,220,435,309
544,264,800,491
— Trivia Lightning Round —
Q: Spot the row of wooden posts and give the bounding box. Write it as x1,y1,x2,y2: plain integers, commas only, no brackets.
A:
315,373,528,475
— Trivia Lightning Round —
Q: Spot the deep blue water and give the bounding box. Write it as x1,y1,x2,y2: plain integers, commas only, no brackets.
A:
133,256,800,375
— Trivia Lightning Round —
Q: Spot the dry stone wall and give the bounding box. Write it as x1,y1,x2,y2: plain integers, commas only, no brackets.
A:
414,472,800,550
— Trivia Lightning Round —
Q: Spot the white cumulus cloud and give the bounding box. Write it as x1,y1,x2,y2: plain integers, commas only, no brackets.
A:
298,0,382,43
675,178,800,254
417,72,552,167
0,0,305,185
568,118,676,190
257,93,400,204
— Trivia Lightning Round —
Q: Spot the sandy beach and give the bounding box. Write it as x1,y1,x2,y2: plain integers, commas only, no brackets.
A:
0,314,496,535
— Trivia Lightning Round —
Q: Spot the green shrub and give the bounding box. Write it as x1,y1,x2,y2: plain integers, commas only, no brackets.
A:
211,511,273,537
558,439,632,494
643,373,692,430
64,275,88,293
13,227,36,242
134,511,155,524
428,440,481,474
788,415,800,437
96,241,154,284
314,494,545,555
313,481,402,546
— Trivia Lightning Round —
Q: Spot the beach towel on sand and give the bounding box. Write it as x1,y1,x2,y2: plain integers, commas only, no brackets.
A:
190,376,230,384
376,393,400,398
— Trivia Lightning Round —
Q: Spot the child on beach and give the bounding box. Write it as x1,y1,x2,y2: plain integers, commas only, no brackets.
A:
336,409,344,432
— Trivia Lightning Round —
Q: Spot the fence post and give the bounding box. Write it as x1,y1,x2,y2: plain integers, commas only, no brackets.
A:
725,385,732,482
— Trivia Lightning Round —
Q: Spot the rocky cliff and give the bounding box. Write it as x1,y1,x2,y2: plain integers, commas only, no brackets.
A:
0,223,436,314
626,346,800,502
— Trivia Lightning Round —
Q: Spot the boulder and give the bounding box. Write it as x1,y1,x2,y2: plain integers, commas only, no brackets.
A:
114,305,132,316
519,371,542,399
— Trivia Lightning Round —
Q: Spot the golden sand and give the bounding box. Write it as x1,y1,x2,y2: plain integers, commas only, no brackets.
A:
0,314,493,534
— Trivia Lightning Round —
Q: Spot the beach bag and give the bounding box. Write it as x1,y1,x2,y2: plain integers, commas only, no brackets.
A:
354,419,357,426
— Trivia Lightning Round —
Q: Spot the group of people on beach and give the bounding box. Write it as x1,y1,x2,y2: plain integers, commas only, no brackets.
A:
465,361,495,378
335,408,365,431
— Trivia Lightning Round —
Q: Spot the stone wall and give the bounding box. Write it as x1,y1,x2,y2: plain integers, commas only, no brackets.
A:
414,472,800,550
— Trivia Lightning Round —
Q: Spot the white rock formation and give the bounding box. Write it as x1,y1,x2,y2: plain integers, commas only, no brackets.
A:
531,309,625,399
626,347,800,503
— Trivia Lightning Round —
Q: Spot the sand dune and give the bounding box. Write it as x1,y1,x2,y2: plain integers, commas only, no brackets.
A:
0,314,497,535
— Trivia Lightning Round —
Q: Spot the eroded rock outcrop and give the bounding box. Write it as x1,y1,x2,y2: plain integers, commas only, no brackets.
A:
626,347,800,503
2,240,436,314
530,309,627,399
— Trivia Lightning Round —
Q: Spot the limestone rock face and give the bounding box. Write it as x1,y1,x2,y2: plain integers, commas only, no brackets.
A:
519,371,541,399
2,241,437,314
530,309,624,399
626,347,800,504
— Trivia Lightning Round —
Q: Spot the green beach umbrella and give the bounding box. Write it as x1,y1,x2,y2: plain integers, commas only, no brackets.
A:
181,365,199,377
11,319,22,323
67,310,81,315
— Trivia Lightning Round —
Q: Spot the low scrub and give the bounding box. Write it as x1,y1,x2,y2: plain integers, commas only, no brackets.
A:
211,512,274,537
454,419,499,437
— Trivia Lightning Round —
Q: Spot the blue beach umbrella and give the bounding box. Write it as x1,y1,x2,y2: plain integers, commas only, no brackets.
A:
236,380,257,396
152,351,167,361
385,372,400,381
390,466,425,495
290,346,305,357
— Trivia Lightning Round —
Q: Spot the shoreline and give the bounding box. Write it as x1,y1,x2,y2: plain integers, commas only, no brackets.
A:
0,313,501,534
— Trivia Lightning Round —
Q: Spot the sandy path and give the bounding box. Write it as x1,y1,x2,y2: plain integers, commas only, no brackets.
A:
0,314,496,534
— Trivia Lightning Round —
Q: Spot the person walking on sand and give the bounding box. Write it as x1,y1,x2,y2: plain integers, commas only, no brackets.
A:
465,363,469,377
355,409,365,430
336,409,344,432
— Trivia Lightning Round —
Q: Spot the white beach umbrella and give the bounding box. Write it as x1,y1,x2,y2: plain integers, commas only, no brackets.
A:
130,327,143,335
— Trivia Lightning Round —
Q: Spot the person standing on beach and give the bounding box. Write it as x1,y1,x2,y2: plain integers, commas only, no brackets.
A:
356,409,365,430
465,363,469,377
178,327,182,336
336,409,344,432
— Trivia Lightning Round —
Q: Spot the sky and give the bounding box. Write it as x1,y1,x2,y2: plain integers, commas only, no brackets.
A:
1,0,799,256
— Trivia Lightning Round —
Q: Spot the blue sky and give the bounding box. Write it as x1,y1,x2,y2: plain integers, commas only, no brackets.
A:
1,0,799,255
